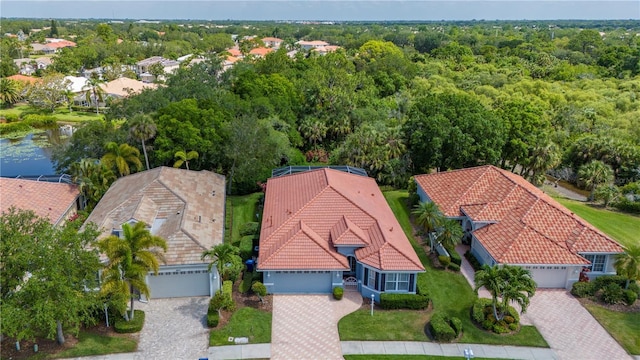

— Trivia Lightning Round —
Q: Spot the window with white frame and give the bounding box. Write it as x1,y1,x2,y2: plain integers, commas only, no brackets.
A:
368,269,376,288
385,273,410,291
584,254,606,272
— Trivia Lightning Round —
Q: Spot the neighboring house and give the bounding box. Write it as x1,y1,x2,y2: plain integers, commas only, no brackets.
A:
30,39,76,54
296,40,330,50
262,37,283,49
226,47,243,58
13,57,51,75
249,47,274,58
6,74,39,85
83,167,226,298
64,75,90,94
414,165,624,289
100,77,158,98
135,56,180,81
0,177,81,227
222,55,240,71
314,45,341,55
257,168,425,302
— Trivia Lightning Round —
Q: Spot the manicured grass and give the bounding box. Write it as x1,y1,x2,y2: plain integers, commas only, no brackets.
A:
50,331,137,359
344,356,497,360
582,302,640,355
372,191,548,348
554,197,640,248
0,104,104,123
209,307,272,346
339,308,431,341
227,193,263,244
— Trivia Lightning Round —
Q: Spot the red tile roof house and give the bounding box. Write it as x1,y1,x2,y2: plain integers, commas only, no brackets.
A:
257,168,425,302
83,167,226,298
414,165,623,289
0,177,81,227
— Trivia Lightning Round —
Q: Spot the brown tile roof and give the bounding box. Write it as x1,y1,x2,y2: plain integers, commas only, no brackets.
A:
415,166,623,265
0,178,79,225
258,169,424,271
84,167,226,266
227,47,242,57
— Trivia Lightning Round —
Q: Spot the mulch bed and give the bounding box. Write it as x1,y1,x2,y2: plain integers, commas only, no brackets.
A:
578,297,640,313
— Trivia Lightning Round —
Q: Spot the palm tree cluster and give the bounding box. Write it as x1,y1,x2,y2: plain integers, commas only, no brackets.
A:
412,201,464,252
474,264,537,321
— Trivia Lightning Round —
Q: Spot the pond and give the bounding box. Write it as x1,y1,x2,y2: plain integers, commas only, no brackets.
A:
0,127,71,177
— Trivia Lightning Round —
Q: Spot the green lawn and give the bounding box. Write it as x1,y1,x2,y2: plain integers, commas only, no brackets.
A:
344,356,498,360
583,302,640,355
227,193,263,244
50,331,137,359
339,308,431,341
554,197,640,248
0,104,104,123
354,191,547,348
209,307,272,346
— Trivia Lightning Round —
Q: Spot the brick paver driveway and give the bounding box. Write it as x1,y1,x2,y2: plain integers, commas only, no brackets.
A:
271,290,362,360
134,297,210,360
523,290,632,360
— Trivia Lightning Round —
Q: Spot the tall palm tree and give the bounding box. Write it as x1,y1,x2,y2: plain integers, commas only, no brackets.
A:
474,265,536,321
615,244,640,289
299,117,327,149
101,142,143,177
201,243,242,281
436,218,464,250
129,114,157,170
82,75,106,114
412,201,443,249
0,78,21,107
98,222,167,321
62,88,76,112
70,158,116,209
474,264,504,320
173,150,198,170
578,160,614,201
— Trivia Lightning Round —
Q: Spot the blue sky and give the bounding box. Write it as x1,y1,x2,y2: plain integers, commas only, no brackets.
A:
2,1,638,21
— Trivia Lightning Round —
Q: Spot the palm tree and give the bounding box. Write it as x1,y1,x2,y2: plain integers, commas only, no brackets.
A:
173,150,198,170
129,114,157,170
98,222,167,321
70,158,116,209
593,184,620,207
62,89,76,112
474,265,536,321
578,160,614,201
0,78,21,107
201,243,242,281
412,201,443,249
615,244,640,289
101,142,143,177
82,75,106,114
299,117,327,149
436,218,464,250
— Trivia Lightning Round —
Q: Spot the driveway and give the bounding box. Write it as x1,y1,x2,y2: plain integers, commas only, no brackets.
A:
523,290,632,360
134,297,210,360
271,290,362,360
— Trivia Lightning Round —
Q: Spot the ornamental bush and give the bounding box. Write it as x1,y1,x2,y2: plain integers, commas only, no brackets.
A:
623,289,637,305
239,235,254,261
448,263,460,272
446,247,462,266
438,255,451,267
602,283,624,304
450,316,463,336
333,287,344,300
464,250,482,271
207,312,220,327
571,281,595,298
429,313,457,342
239,222,260,236
380,293,430,310
593,275,627,292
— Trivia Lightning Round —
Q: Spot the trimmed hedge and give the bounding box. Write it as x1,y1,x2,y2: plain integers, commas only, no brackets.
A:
207,312,220,327
333,287,344,300
114,310,145,333
571,281,595,298
380,293,430,310
593,275,627,292
450,316,463,336
223,280,236,312
438,255,451,267
613,199,640,214
446,247,462,266
464,250,482,271
472,298,520,333
239,222,259,236
623,289,638,305
239,235,254,261
448,263,460,272
429,313,457,342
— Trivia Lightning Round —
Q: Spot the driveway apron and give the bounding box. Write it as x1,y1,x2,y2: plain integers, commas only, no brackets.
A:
271,290,361,360
523,290,632,360
134,297,210,360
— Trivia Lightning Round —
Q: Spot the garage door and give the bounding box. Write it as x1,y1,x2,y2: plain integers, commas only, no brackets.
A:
526,266,567,288
273,271,333,294
148,269,211,298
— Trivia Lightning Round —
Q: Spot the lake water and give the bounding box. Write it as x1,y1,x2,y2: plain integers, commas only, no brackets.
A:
0,128,70,177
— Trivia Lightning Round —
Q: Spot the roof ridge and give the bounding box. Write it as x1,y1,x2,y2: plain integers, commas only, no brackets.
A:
382,241,425,270
300,221,349,265
452,166,493,214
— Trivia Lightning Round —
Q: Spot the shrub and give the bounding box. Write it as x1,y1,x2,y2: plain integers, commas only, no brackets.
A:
380,293,430,310
430,313,456,342
333,287,344,300
252,281,267,303
446,247,462,266
114,310,145,333
438,255,451,267
450,317,462,336
493,323,510,334
239,235,254,261
239,270,253,293
571,281,595,298
613,198,640,214
22,114,57,128
222,280,236,311
207,312,220,327
448,263,460,272
3,113,19,122
416,278,429,297
629,281,640,296
464,250,482,271
602,283,624,304
593,275,627,292
623,289,637,306
0,121,31,135
472,298,492,323
239,222,260,236
503,315,515,324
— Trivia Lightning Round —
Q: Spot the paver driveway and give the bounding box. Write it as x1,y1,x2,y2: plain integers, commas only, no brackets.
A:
271,290,362,360
523,290,632,360
134,297,210,360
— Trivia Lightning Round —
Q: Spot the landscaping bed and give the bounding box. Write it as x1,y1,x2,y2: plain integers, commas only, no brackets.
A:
580,299,640,355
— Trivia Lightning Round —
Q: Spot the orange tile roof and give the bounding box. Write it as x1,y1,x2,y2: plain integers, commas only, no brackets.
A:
258,169,425,271
6,74,39,84
0,178,79,225
415,166,623,265
227,47,242,57
249,47,274,56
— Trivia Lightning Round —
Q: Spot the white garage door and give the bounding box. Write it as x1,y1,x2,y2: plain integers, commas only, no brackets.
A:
148,269,211,298
273,271,333,294
527,266,567,288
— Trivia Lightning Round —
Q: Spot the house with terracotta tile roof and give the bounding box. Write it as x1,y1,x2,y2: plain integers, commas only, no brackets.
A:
414,165,623,289
99,77,158,98
249,47,274,58
0,178,81,226
84,167,226,298
258,168,425,301
261,37,283,49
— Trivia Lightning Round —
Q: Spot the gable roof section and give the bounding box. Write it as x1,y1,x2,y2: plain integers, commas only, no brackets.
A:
258,168,424,271
415,166,622,265
0,178,79,225
84,167,226,265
